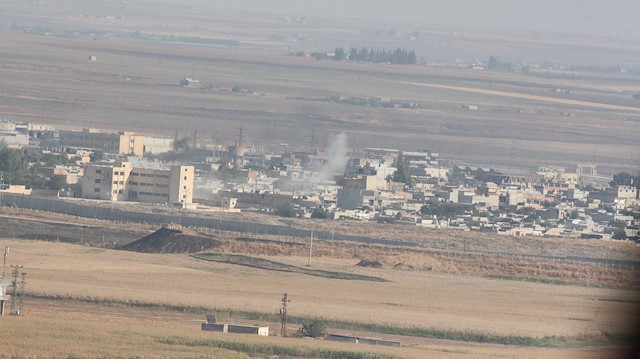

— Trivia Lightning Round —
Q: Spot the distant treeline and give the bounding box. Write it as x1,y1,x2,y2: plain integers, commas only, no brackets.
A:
308,47,416,65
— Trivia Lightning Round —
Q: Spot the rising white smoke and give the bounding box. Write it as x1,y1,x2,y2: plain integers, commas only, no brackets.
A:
316,132,348,182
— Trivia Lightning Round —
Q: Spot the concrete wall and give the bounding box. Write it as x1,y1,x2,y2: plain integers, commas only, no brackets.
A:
326,335,358,343
202,323,226,332
227,324,269,336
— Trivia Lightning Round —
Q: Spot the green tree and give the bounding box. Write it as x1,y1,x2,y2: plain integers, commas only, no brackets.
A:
275,203,297,218
612,228,627,240
298,318,326,338
90,150,104,162
46,175,67,191
392,162,415,188
420,202,466,218
310,207,326,219
611,172,640,189
517,207,536,216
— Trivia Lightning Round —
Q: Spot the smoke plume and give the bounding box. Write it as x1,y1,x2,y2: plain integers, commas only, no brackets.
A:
317,132,348,182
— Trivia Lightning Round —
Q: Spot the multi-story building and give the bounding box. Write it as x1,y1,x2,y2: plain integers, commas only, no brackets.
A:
59,129,144,156
81,161,194,205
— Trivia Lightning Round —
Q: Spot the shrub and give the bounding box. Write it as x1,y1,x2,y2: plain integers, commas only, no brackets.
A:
298,318,327,338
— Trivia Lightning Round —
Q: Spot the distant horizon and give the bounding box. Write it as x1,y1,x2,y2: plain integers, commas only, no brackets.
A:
176,0,640,40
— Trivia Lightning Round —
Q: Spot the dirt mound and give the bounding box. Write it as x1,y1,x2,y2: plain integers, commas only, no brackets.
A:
356,259,383,268
119,227,221,254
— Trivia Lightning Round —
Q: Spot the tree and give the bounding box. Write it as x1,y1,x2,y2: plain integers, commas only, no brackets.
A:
517,207,536,216
298,318,326,338
90,150,104,162
420,202,466,218
611,172,640,189
46,175,67,191
275,203,297,218
612,228,627,240
392,162,415,188
310,207,326,219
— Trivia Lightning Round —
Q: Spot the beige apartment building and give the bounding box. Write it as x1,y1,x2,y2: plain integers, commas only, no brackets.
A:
59,129,144,156
81,161,194,205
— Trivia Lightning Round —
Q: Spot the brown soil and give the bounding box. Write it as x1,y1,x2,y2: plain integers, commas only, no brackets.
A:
119,227,221,254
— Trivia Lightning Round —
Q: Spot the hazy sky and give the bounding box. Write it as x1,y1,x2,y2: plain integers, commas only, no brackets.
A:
195,0,640,39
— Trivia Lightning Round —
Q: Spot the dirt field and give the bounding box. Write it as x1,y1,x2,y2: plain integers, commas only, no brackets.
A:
4,239,639,340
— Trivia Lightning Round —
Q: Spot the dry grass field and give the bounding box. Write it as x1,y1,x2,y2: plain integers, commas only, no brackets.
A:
3,308,629,359
1,238,638,358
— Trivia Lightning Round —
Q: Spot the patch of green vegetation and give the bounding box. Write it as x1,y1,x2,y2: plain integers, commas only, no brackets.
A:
32,294,638,348
193,252,387,282
156,337,398,359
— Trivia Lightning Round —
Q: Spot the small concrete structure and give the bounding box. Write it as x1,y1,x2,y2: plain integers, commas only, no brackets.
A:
201,314,269,336
326,334,359,343
0,278,10,316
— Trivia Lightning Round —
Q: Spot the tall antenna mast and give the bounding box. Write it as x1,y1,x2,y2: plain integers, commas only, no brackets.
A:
309,126,316,152
237,125,244,148
279,293,290,336
19,272,26,313
307,230,313,266
2,246,8,279
10,265,22,315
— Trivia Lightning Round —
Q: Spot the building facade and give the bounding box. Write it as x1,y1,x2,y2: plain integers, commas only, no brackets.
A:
59,129,144,156
81,161,194,205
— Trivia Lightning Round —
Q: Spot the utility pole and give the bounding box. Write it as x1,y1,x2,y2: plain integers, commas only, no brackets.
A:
2,246,8,279
19,272,26,313
307,231,313,266
10,265,22,315
278,293,290,337
309,126,316,152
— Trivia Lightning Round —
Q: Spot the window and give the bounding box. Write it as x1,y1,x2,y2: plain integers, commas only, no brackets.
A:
118,189,123,194
113,190,117,193
113,181,117,184
119,181,123,185
183,195,186,198
184,176,187,180
185,168,188,172
94,179,101,183
95,169,102,174
94,188,100,193
183,186,187,189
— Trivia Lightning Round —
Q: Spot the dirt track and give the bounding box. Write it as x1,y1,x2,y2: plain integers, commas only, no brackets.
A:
398,81,640,112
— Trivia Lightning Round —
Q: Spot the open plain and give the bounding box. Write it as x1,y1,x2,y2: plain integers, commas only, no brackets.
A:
1,1,640,357
0,209,639,358
1,0,639,171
